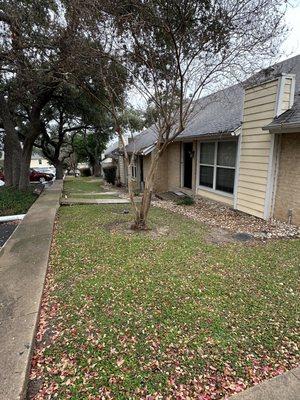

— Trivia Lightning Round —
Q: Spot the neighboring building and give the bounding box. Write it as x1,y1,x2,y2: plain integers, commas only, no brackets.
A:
30,153,51,169
1,152,52,169
105,55,300,225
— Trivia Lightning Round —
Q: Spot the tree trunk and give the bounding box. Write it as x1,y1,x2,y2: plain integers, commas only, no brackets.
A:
12,141,22,187
3,134,14,187
55,160,64,180
0,94,22,187
19,138,34,191
131,151,160,230
3,129,22,187
93,162,101,177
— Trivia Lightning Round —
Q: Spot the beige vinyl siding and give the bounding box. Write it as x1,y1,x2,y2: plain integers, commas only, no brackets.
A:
196,188,234,206
236,79,279,218
281,77,294,113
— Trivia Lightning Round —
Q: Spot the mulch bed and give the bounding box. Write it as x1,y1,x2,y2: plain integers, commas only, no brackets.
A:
153,197,299,240
0,221,19,247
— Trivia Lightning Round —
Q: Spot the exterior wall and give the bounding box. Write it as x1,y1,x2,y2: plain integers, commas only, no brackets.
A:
236,79,277,218
274,132,300,225
141,152,168,192
236,76,295,219
196,188,234,206
143,154,151,182
281,77,295,113
154,150,168,192
167,142,181,190
118,155,127,185
30,158,51,168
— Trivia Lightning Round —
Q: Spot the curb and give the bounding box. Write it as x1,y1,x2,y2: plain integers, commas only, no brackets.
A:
0,215,25,223
0,180,63,400
60,198,130,205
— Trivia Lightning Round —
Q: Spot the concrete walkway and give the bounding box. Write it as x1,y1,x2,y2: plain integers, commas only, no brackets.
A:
65,191,119,196
229,367,300,400
61,197,130,205
0,180,63,400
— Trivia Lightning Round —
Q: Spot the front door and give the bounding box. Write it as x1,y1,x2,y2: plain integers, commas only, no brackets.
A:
183,142,193,189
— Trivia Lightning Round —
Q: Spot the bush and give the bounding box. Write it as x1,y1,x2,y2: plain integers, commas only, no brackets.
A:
80,167,91,177
0,187,38,216
103,167,117,185
176,196,195,206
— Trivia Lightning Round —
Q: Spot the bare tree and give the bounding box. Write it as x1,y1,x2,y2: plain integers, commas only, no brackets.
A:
96,0,287,229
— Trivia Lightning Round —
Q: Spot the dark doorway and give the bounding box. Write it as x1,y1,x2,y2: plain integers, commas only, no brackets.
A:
183,142,193,189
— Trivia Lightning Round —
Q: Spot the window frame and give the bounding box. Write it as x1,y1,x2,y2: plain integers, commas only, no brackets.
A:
131,163,137,179
197,140,237,196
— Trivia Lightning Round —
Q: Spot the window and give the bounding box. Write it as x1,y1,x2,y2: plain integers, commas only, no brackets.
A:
199,141,237,194
131,163,137,178
39,159,42,165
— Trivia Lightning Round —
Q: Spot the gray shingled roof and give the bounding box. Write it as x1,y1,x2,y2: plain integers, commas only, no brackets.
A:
178,84,244,139
180,55,300,138
126,126,158,154
264,96,300,131
128,55,300,151
104,141,119,157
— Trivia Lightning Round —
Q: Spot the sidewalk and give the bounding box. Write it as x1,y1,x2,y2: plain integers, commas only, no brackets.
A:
61,197,130,205
229,367,300,400
0,181,63,400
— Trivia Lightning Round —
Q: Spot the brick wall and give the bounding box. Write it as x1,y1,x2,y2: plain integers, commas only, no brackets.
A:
142,152,168,193
167,142,181,190
274,132,300,225
154,151,168,192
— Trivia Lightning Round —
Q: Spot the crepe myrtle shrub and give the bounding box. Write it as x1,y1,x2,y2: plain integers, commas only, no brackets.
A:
95,0,287,230
62,0,287,229
103,166,117,185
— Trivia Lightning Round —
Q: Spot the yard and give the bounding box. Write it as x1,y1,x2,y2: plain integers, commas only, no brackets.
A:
0,186,38,216
29,179,299,399
63,176,105,195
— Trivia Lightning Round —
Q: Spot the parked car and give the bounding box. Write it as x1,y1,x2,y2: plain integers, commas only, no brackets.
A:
29,169,54,182
34,167,56,177
0,169,54,184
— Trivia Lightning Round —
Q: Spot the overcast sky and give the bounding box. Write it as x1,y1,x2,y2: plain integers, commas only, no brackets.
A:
281,0,300,57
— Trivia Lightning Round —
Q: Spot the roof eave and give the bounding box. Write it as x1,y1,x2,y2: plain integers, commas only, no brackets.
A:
263,122,300,133
175,128,240,141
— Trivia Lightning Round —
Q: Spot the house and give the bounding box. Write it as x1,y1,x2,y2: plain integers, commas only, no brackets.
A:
30,153,52,169
0,152,52,169
109,55,300,225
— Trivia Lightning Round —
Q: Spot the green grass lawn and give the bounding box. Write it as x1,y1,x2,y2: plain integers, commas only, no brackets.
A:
63,177,104,194
0,186,38,216
30,199,300,399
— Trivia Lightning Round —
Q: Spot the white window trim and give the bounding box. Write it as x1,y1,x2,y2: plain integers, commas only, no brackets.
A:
197,140,237,197
131,163,137,179
233,133,242,209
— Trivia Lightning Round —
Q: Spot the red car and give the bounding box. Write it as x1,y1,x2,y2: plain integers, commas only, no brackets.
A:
29,169,54,182
0,169,54,183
